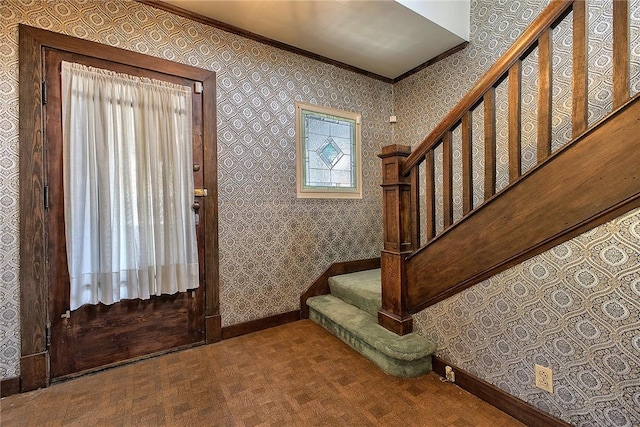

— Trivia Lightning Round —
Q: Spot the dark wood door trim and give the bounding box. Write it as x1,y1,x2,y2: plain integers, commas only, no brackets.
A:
202,59,222,344
18,24,219,391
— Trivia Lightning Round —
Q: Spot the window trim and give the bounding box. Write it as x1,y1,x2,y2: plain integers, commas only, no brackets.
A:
295,102,363,199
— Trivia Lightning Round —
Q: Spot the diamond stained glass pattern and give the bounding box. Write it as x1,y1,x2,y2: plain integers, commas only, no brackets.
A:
316,137,343,169
296,103,362,198
304,114,354,188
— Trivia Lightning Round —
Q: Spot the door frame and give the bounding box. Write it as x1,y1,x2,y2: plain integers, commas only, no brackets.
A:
18,24,221,392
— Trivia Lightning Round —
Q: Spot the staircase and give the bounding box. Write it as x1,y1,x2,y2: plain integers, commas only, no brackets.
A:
376,0,640,335
302,0,640,376
306,269,436,378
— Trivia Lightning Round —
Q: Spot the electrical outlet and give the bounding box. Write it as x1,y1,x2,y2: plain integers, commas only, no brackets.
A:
535,364,553,393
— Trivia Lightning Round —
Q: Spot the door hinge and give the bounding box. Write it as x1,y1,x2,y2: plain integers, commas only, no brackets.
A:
44,185,50,209
46,323,51,350
42,81,47,105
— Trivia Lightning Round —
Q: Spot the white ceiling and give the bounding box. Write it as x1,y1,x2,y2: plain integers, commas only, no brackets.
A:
162,0,469,80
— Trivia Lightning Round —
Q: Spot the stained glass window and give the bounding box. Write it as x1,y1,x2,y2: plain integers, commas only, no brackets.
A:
295,103,362,199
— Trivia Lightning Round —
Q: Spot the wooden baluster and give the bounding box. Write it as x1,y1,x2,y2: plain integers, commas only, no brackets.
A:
410,165,420,250
538,28,553,162
443,132,453,228
378,145,413,336
613,0,629,109
572,0,588,136
425,150,436,241
484,88,496,200
461,111,473,215
508,61,522,183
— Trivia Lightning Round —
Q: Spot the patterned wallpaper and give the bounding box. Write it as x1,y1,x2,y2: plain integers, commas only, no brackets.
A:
0,0,391,378
396,0,640,425
414,209,640,427
1,0,639,425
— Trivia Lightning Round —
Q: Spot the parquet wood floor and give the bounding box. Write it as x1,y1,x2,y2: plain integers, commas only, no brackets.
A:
1,320,524,427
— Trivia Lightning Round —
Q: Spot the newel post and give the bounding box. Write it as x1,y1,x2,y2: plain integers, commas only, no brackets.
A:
378,144,413,335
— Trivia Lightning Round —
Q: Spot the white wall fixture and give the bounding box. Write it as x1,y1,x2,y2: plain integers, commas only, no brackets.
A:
535,364,553,393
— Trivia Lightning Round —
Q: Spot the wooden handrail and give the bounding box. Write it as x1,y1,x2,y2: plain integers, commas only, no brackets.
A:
402,0,574,174
407,94,640,311
378,0,636,334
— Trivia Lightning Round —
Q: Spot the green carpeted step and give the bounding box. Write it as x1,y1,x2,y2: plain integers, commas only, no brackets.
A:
328,269,381,317
307,294,436,378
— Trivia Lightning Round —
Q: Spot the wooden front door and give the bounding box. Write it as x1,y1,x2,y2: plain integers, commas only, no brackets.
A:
44,48,207,379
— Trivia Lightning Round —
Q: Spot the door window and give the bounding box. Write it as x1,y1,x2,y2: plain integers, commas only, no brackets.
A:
61,61,198,309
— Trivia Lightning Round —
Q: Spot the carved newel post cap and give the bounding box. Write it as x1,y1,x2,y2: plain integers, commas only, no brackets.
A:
379,144,412,158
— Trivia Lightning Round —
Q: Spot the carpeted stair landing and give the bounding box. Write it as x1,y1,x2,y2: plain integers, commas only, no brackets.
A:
307,269,436,378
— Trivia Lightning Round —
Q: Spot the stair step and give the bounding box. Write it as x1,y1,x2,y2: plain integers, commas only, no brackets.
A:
307,294,436,378
328,268,381,317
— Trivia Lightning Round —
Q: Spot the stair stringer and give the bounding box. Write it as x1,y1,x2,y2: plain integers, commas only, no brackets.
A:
406,94,640,313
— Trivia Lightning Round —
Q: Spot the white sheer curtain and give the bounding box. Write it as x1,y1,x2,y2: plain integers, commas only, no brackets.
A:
61,61,198,310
